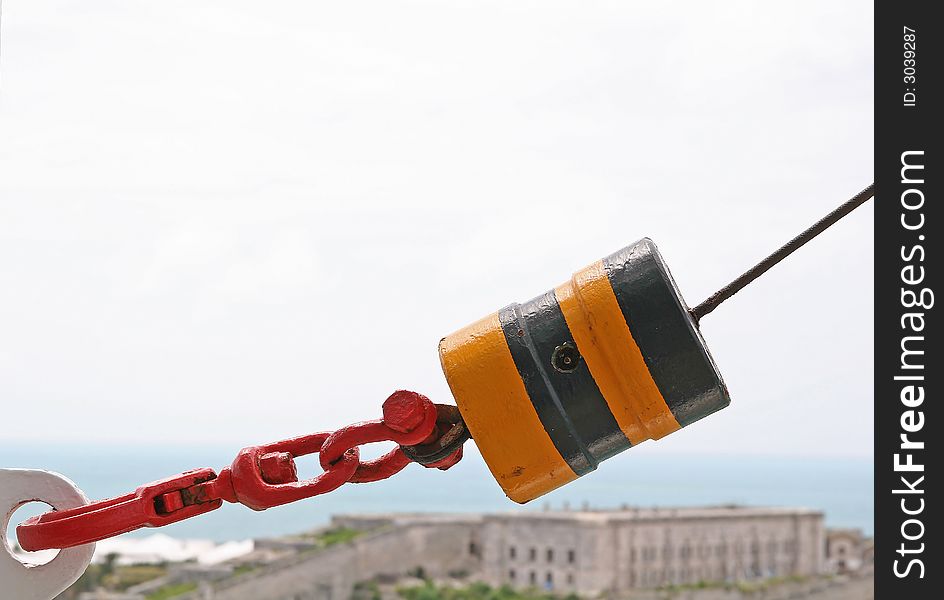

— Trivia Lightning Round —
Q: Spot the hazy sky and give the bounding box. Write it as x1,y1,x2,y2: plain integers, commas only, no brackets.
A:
1,2,873,459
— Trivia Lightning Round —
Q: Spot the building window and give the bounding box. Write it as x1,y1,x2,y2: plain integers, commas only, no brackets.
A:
567,549,576,564
509,569,516,581
510,546,517,560
469,542,478,556
545,572,553,588
529,547,537,562
529,571,537,585
630,548,636,563
566,573,574,585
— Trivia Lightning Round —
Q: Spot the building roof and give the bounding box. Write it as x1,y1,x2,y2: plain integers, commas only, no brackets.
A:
334,505,823,526
488,505,823,523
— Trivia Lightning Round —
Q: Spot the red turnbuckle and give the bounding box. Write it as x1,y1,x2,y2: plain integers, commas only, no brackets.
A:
16,390,467,552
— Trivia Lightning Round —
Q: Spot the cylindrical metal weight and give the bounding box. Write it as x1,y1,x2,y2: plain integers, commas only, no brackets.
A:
439,238,729,503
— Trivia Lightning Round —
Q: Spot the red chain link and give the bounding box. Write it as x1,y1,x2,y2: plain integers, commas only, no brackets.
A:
16,390,465,552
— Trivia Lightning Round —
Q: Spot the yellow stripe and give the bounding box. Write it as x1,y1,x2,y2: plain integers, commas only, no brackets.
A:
555,260,681,441
439,312,577,503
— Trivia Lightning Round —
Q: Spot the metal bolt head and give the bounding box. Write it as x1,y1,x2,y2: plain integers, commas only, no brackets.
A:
551,341,581,373
259,452,298,485
382,390,431,433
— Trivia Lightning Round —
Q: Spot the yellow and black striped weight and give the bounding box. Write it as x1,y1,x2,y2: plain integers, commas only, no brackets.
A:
439,238,729,503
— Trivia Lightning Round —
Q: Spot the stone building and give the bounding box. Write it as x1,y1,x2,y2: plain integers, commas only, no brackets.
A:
157,506,826,600
336,506,825,596
825,529,870,574
478,506,824,595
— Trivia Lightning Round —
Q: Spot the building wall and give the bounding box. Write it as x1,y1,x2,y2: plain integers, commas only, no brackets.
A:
614,514,823,590
825,530,866,574
350,521,481,580
482,510,826,595
177,508,825,600
188,520,481,600
481,516,600,594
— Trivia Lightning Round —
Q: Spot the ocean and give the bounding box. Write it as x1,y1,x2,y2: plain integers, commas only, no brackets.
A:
2,444,873,544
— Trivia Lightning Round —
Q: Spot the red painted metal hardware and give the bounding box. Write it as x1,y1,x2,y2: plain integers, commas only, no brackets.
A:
17,390,465,552
226,431,361,511
399,404,469,469
15,469,223,550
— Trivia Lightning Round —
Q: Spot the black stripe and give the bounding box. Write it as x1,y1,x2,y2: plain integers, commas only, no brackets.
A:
603,238,730,428
500,302,592,475
500,293,630,475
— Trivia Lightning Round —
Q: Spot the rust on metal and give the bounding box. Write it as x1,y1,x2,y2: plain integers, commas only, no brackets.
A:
400,404,471,468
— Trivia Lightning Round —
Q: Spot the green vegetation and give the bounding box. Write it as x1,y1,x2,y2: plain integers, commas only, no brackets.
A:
659,580,725,593
232,564,259,576
145,582,198,600
730,574,810,593
58,557,169,599
295,526,368,556
352,580,382,600
658,574,812,594
309,526,364,547
398,581,579,600
103,564,168,590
